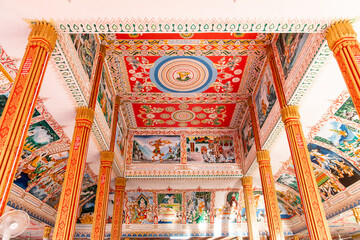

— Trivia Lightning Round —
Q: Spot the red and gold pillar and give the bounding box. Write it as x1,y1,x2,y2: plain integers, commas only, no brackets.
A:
268,45,332,240
91,151,114,240
0,21,57,215
242,176,259,240
248,97,284,240
111,177,126,240
326,20,360,116
43,225,52,240
91,95,120,239
53,45,106,239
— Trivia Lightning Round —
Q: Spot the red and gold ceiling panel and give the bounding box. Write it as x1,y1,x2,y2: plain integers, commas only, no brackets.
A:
114,32,260,40
132,103,236,128
122,55,247,93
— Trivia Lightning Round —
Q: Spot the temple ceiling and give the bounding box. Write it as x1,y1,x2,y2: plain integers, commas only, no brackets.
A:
1,15,360,238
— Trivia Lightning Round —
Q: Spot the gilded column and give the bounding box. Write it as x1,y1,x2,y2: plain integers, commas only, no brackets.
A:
91,151,114,240
281,106,331,240
353,207,360,224
242,177,260,240
111,177,126,240
53,44,106,239
52,107,94,239
256,151,284,240
43,225,52,240
0,21,57,215
248,97,284,240
326,20,360,116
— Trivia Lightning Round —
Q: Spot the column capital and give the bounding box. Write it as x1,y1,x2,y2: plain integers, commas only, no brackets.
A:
29,21,57,52
242,176,253,188
100,151,114,167
281,105,300,123
76,107,95,121
326,20,357,52
43,225,52,238
115,177,127,190
256,150,271,165
353,207,360,224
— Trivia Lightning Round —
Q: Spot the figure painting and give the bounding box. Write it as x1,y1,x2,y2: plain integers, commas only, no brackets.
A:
334,97,360,124
186,136,235,163
255,64,277,128
241,114,254,158
276,173,299,191
78,197,96,224
127,192,154,224
308,143,360,187
314,121,360,162
276,190,303,215
24,120,60,150
186,192,211,224
132,135,181,164
215,192,241,223
276,33,309,79
277,199,296,219
157,193,182,224
115,124,126,157
314,169,342,201
97,68,113,127
70,33,97,81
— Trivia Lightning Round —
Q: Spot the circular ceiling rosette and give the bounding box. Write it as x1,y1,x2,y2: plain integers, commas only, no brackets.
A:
149,56,217,93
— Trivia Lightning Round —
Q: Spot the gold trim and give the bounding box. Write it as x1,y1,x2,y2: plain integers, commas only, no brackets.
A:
76,107,94,122
0,64,14,83
281,105,300,122
115,177,127,187
326,20,357,50
29,21,57,52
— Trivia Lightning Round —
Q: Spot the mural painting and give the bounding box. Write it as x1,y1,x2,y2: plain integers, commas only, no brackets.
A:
127,192,154,224
214,192,241,223
14,151,69,192
0,87,11,117
308,143,360,188
78,196,96,224
314,169,342,201
97,68,113,127
314,121,360,162
253,191,266,223
186,192,211,224
132,135,181,164
241,113,254,158
70,33,97,81
24,120,60,150
276,33,309,79
115,124,126,157
278,199,296,219
157,193,182,224
186,136,235,163
334,97,360,124
276,173,299,191
79,185,97,212
276,190,303,215
255,64,277,128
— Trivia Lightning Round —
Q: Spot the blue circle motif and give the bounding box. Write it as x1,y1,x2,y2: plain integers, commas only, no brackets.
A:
149,56,217,93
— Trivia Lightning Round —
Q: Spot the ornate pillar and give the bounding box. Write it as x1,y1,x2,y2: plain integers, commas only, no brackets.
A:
91,151,114,240
111,177,126,240
0,21,57,215
53,45,106,239
268,43,332,240
256,151,284,240
281,106,331,240
52,107,94,239
43,225,52,240
326,20,360,116
242,177,260,240
248,97,284,240
353,207,360,224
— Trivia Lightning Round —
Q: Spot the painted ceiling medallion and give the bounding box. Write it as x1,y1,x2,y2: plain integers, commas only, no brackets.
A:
171,110,196,122
149,56,217,93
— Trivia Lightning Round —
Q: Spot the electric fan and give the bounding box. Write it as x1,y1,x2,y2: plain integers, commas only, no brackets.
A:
0,210,30,240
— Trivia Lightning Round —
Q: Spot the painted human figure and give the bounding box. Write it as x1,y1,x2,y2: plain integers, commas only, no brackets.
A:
148,138,171,163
